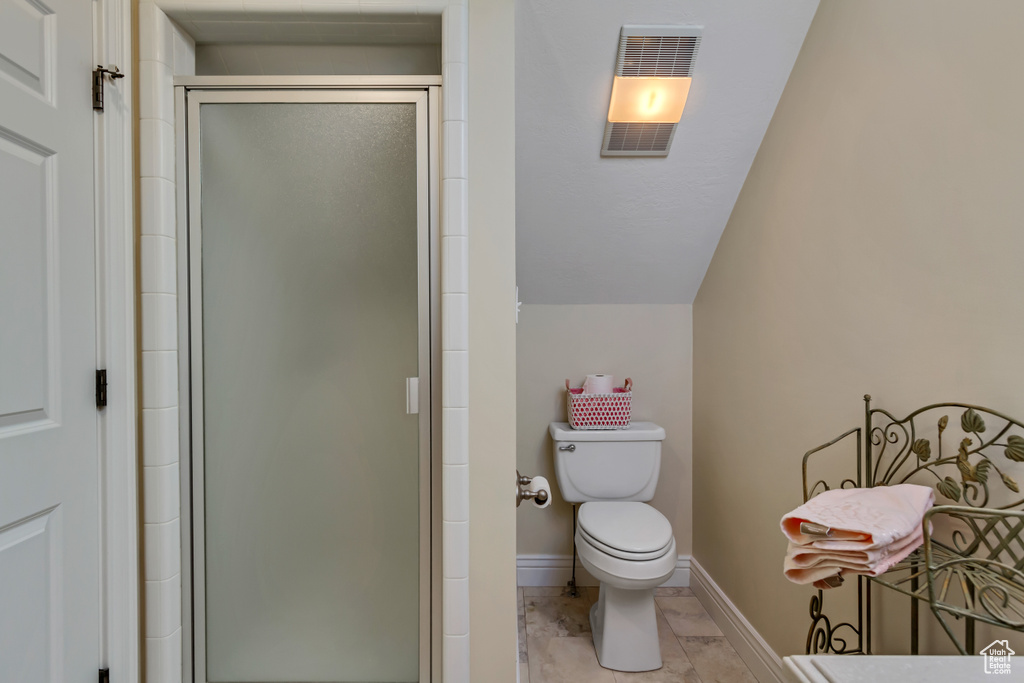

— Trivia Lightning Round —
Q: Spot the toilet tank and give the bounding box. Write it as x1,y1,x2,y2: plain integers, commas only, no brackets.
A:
549,422,666,503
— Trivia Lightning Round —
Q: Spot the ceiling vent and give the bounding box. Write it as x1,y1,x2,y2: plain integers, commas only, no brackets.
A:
601,25,702,157
603,122,677,154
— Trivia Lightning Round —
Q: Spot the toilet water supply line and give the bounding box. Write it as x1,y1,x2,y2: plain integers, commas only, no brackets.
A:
569,504,580,598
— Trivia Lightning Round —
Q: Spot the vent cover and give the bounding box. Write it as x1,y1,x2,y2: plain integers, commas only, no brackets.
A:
616,33,701,78
602,25,702,157
602,122,677,155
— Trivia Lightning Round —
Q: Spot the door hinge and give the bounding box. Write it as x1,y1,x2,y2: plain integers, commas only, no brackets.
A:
98,668,110,683
92,65,124,112
96,369,108,408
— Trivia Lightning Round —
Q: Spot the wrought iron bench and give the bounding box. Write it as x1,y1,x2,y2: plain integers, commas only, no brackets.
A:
801,396,1024,656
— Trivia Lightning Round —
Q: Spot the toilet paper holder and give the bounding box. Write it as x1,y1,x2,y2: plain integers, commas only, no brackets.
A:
516,470,549,508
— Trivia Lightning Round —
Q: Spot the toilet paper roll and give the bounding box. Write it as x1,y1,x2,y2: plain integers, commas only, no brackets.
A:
526,476,552,509
583,374,615,394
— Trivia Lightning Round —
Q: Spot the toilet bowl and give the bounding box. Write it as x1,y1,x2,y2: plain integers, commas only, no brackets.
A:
549,421,675,673
575,501,676,672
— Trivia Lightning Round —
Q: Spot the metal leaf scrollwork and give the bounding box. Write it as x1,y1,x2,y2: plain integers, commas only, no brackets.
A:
913,438,932,462
801,400,1024,658
1006,435,1024,462
976,459,992,484
963,408,987,435
938,476,961,502
871,407,1024,509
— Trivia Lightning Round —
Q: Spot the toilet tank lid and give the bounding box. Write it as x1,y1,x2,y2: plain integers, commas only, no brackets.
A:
549,422,665,442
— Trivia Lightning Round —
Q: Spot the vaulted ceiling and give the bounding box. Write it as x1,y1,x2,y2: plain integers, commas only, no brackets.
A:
515,0,819,304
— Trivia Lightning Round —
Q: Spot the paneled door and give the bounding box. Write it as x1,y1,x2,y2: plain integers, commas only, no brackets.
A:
0,0,101,681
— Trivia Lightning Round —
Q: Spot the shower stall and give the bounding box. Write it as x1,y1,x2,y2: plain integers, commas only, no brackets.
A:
175,79,440,683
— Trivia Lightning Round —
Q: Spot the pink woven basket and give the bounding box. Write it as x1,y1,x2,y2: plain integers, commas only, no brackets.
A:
565,378,633,430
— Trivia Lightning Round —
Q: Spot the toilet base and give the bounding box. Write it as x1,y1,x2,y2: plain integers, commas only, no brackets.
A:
590,584,662,672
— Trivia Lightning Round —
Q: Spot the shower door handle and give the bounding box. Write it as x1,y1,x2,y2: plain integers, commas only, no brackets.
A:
406,377,419,414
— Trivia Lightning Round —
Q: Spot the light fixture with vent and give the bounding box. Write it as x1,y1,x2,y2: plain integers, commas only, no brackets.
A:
602,25,702,157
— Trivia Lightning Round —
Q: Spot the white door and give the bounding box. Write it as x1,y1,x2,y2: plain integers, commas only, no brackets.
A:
0,0,101,680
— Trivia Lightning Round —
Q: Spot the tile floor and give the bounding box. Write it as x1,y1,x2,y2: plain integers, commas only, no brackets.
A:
518,586,759,683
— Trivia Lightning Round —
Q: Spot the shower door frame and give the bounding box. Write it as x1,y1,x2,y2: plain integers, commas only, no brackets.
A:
175,78,442,683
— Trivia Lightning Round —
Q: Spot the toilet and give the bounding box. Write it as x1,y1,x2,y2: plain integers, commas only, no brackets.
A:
549,421,675,672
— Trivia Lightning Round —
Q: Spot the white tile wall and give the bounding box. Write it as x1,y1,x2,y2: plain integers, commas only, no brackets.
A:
146,629,183,683
143,462,180,523
437,10,470,654
140,293,178,351
139,3,174,65
142,407,180,467
442,407,469,465
139,120,176,180
442,633,470,683
138,6,193,682
140,351,179,408
443,519,469,578
140,178,177,237
442,178,468,236
441,350,469,409
146,574,183,637
442,237,468,293
172,27,198,73
440,62,466,121
441,120,467,179
138,1,471,682
144,518,182,580
442,293,469,350
442,463,469,522
442,577,470,634
441,3,467,63
139,61,175,121
139,236,177,293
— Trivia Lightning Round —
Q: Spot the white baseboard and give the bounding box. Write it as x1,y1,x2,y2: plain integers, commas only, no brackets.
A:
517,554,691,588
517,554,597,587
690,558,784,683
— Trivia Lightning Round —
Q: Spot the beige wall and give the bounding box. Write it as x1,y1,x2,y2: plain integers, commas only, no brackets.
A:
194,44,441,76
468,0,518,680
693,0,1024,657
517,305,692,564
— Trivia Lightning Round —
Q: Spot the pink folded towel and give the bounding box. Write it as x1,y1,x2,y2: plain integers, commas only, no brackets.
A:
781,484,934,549
781,484,934,588
786,525,925,569
784,527,924,585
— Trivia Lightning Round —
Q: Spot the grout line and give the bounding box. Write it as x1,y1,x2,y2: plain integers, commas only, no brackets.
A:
519,588,529,669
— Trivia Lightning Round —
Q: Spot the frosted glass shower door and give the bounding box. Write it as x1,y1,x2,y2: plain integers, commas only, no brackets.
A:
185,89,433,683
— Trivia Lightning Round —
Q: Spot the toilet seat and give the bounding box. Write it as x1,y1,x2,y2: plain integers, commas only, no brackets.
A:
577,502,673,556
576,530,677,586
578,526,672,561
575,502,676,586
